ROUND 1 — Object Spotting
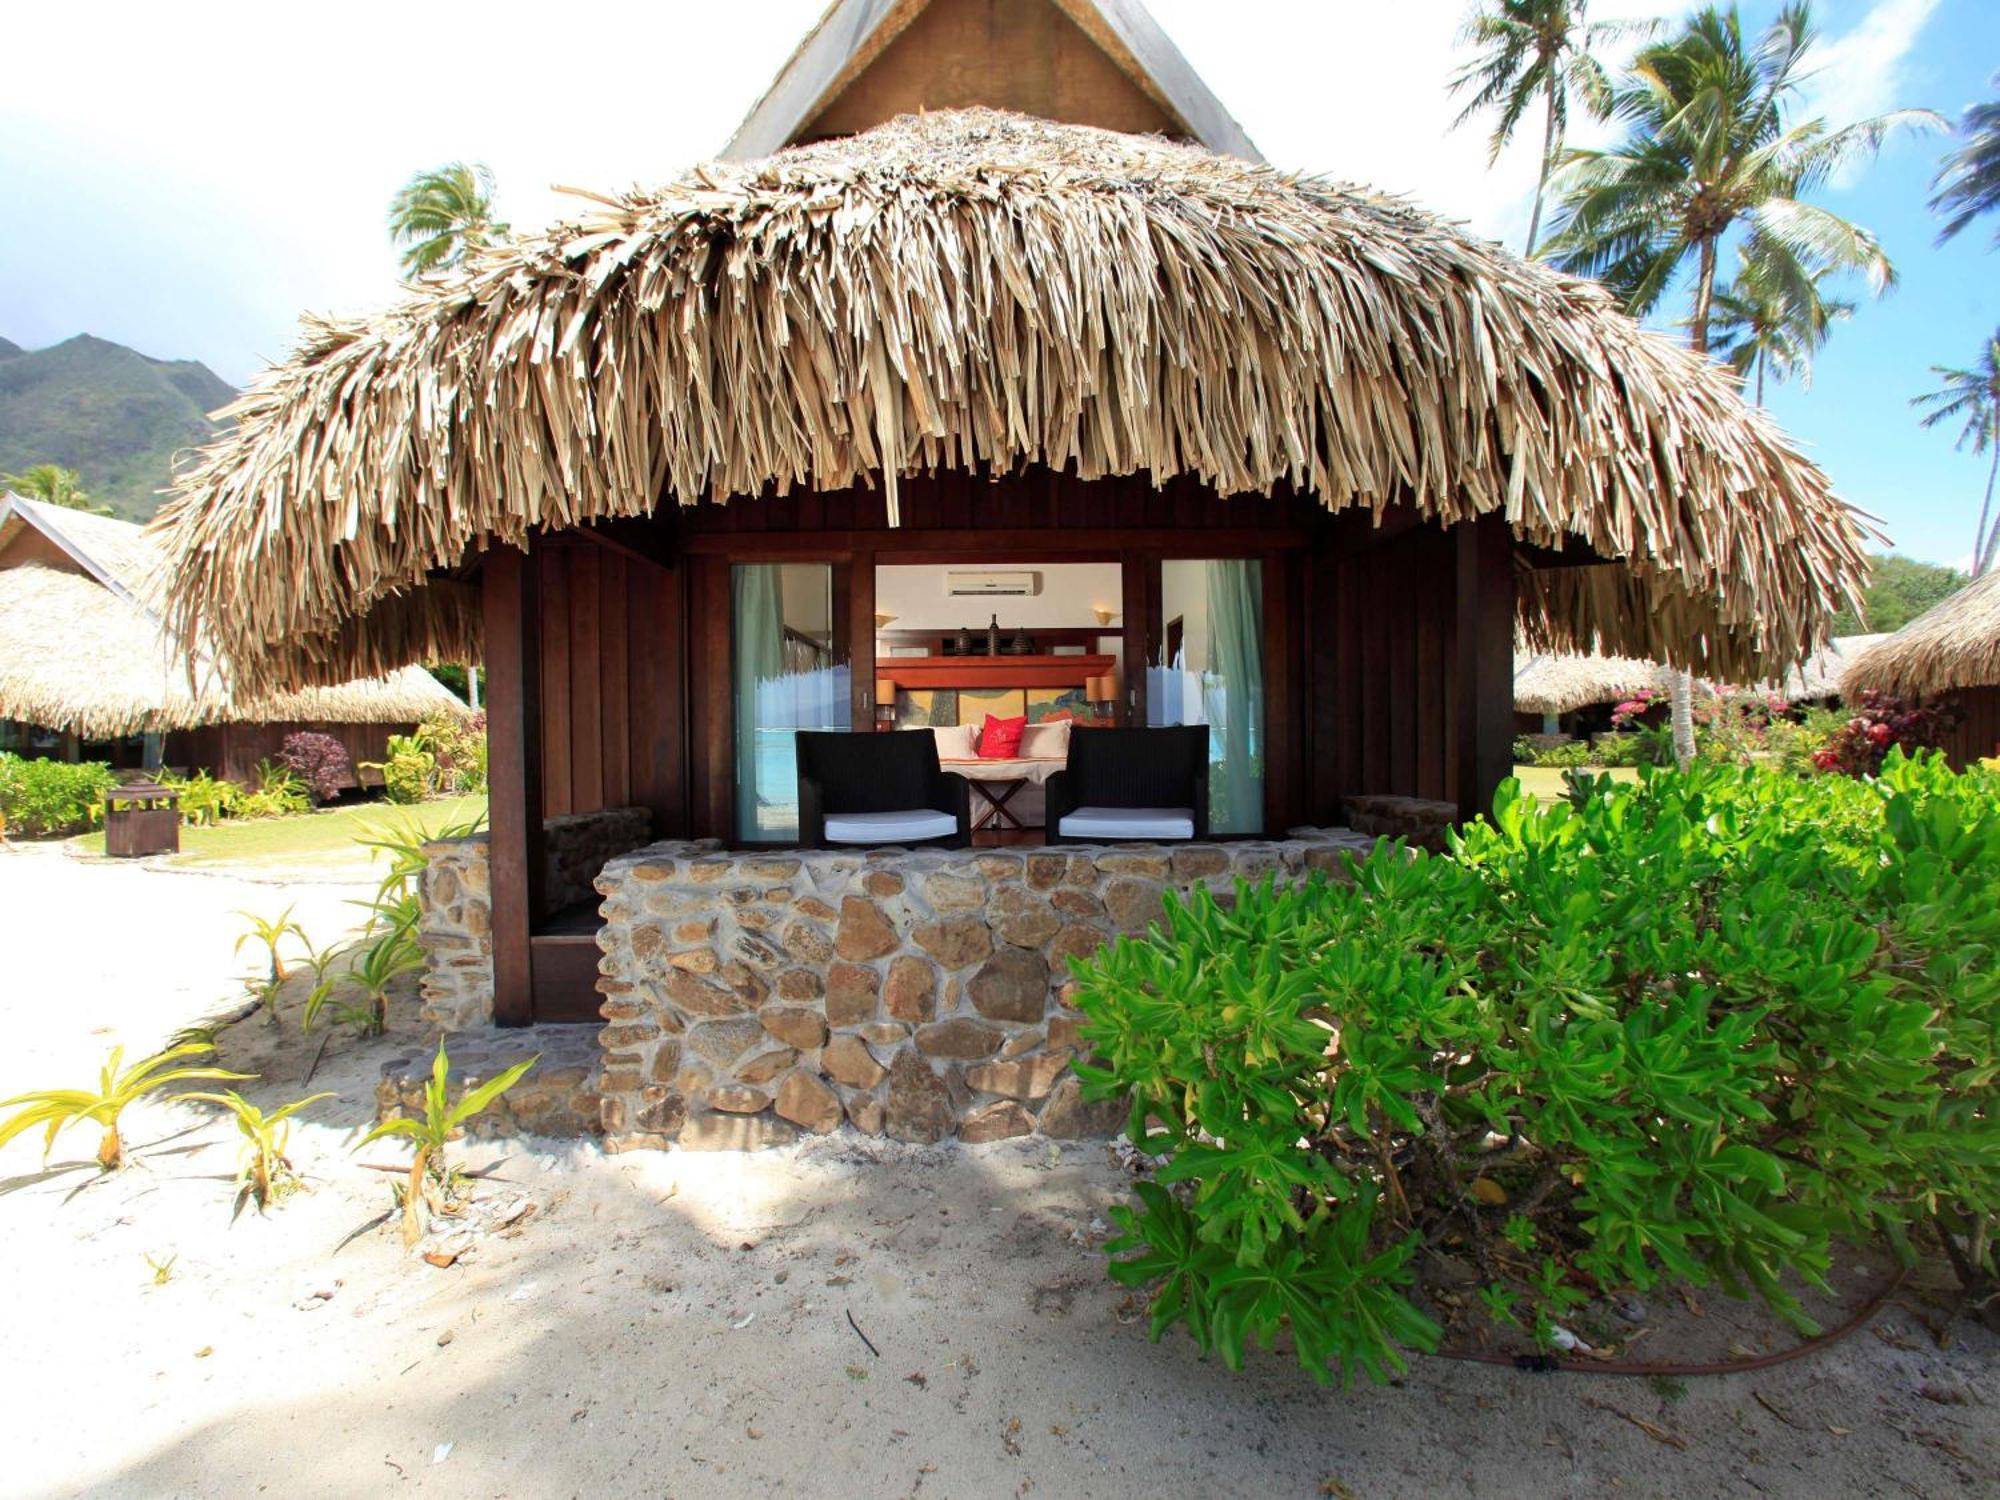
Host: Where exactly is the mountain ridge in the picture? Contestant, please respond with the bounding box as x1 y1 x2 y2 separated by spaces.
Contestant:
0 333 236 520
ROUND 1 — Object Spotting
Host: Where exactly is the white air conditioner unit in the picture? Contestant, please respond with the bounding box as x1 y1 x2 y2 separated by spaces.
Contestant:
944 570 1040 597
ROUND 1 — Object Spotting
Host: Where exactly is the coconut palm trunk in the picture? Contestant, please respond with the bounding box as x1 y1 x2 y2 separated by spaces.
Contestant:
1527 84 1560 255
1977 431 2000 577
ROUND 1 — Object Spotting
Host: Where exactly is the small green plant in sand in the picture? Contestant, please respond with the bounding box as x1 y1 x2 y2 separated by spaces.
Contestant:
356 1041 536 1245
234 906 309 1025
329 927 426 1038
0 1044 252 1171
144 1252 178 1285
179 1090 333 1212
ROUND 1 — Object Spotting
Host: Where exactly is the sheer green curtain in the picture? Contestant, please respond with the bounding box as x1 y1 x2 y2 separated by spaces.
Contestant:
732 564 848 842
1204 559 1264 834
733 566 787 843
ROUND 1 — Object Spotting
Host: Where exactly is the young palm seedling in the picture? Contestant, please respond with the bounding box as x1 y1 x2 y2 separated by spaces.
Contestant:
355 1041 536 1245
338 926 426 1038
0 1044 253 1171
235 905 308 987
177 1090 333 1212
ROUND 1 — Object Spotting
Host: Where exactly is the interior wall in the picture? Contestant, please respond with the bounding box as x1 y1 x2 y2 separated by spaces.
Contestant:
874 561 1122 632
1159 559 1210 670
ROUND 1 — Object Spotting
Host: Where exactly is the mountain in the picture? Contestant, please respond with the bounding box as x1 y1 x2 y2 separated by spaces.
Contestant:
0 334 236 521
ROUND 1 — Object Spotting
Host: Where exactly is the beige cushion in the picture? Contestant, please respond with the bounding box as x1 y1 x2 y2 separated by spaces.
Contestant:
1019 720 1072 760
932 724 980 760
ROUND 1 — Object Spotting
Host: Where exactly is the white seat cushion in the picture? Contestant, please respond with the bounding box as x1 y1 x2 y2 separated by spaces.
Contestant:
932 724 979 760
823 808 959 844
1057 806 1196 841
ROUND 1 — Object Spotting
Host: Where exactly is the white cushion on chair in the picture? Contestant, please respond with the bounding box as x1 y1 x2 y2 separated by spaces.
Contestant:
931 724 979 759
823 809 959 844
1057 806 1196 841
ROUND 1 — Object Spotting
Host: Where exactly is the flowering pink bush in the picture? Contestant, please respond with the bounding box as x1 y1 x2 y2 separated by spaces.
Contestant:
1810 693 1958 777
277 732 353 803
1609 690 1659 729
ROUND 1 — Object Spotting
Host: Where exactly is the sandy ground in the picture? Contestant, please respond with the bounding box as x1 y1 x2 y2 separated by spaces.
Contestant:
0 841 1994 1499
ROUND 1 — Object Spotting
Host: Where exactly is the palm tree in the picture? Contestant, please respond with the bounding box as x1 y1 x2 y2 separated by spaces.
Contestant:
1708 241 1852 406
1912 334 2000 577
1543 3 1935 766
1448 1 1653 255
1544 3 1936 355
0 463 108 514
1931 73 2000 247
387 163 509 277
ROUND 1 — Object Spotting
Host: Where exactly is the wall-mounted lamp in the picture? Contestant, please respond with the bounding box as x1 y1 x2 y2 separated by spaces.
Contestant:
875 678 898 730
1091 605 1117 627
874 612 897 630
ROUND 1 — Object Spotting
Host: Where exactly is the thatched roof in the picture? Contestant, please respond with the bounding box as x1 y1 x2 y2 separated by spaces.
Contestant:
155 109 1872 694
0 496 465 738
1745 633 1887 702
1514 652 1663 716
1842 569 2000 696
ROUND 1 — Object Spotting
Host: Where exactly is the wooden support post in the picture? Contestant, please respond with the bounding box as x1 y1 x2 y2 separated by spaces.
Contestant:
1455 514 1515 826
484 546 545 1027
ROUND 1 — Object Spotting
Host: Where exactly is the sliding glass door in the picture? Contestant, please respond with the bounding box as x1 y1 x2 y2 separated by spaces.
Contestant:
1149 558 1264 834
732 563 850 842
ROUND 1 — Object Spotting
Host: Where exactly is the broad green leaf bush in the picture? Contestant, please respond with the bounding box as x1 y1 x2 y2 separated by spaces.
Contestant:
1068 752 1998 1385
0 753 117 836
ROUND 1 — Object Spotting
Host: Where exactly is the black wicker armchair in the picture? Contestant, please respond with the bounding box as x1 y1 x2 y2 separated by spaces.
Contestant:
1044 725 1209 843
795 730 971 848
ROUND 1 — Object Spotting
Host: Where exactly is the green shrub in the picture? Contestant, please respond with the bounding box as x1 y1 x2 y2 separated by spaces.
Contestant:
367 730 438 804
231 760 311 820
1069 754 1997 1385
1526 739 1594 769
420 712 487 794
159 768 237 826
0 754 117 837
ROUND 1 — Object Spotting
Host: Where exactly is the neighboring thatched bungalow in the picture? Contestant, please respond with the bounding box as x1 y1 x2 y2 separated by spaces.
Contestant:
0 492 463 784
1513 651 1665 737
1843 569 2000 768
151 0 1871 1148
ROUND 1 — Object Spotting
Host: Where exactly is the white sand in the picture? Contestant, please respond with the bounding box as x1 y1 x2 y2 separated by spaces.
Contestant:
0 840 1992 1498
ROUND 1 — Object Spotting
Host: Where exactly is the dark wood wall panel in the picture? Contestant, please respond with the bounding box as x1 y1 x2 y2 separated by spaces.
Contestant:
534 541 684 833
1945 685 2000 770
1312 526 1461 818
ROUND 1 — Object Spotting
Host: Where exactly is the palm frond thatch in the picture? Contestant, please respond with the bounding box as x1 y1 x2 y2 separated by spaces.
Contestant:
0 497 468 740
1514 649 1663 715
154 109 1873 692
1841 569 2000 697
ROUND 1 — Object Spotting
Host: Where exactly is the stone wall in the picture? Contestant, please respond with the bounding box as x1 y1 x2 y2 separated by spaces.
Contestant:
418 806 653 1032
592 829 1375 1152
1341 794 1459 853
375 1025 601 1139
419 834 496 1031
544 806 653 912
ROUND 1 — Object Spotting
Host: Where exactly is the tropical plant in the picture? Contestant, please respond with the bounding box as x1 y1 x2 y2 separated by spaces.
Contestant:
1911 333 2000 577
419 711 487 794
0 463 109 514
1544 3 1934 351
0 754 116 837
1544 3 1934 764
1931 72 2000 247
1069 756 1998 1383
1811 692 1960 776
234 905 307 990
363 728 439 805
1447 0 1652 254
0 1044 252 1171
276 731 354 804
178 1090 333 1212
1831 553 1970 633
387 162 509 277
337 926 427 1038
1708 242 1852 404
355 1041 536 1245
158 767 237 826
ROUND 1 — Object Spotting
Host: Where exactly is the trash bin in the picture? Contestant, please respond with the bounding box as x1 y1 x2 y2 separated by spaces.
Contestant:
103 783 181 857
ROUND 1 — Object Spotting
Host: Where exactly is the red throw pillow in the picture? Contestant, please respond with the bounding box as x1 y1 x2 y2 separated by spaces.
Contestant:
977 713 1027 758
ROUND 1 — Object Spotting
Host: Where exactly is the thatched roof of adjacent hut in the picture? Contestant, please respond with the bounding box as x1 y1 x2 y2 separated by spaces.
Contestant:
155 109 1873 694
1741 632 1887 702
1842 569 2000 696
1514 652 1664 716
0 496 466 738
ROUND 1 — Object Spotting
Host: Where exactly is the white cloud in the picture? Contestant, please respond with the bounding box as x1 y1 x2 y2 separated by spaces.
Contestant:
1803 0 1943 128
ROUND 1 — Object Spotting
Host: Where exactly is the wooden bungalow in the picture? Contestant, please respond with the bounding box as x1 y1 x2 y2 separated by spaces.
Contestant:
0 492 463 783
151 0 1870 1146
1843 568 2000 768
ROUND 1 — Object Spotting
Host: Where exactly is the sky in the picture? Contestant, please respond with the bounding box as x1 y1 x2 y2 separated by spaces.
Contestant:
1 0 1995 566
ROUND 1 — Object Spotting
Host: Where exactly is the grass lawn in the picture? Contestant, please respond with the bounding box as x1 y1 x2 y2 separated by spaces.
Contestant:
1511 764 1641 802
70 793 486 878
